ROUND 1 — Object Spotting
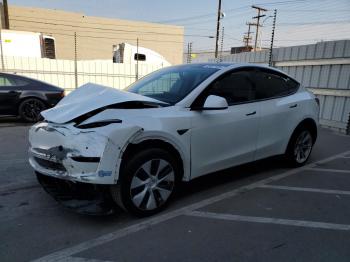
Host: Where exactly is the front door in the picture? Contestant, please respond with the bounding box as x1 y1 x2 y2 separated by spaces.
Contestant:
190 69 260 178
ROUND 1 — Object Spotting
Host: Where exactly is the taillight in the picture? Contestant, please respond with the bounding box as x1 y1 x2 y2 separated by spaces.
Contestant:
61 91 66 98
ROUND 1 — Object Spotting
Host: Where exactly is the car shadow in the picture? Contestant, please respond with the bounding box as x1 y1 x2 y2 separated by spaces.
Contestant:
177 156 288 200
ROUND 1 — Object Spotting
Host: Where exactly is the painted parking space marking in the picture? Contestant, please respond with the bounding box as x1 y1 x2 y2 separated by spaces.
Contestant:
31 150 350 262
57 256 115 262
305 167 350 174
189 210 350 231
259 184 350 196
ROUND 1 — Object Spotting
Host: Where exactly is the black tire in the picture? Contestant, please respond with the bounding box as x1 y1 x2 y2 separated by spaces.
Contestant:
285 126 314 167
18 98 46 122
111 148 181 217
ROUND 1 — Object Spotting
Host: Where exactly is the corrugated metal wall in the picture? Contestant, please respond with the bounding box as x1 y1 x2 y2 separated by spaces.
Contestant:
219 40 350 133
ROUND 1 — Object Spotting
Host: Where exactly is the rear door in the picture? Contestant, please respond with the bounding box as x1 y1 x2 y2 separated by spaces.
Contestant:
0 75 20 115
252 69 301 159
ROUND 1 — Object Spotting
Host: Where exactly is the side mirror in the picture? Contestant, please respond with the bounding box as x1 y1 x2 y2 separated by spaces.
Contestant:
202 95 228 110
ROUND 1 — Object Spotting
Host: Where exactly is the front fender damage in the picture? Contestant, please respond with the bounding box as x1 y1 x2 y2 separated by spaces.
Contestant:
30 122 144 215
29 122 144 185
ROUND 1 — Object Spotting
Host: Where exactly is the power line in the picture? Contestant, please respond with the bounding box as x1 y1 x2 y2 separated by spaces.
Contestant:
10 15 183 31
10 18 185 37
10 25 184 44
279 20 350 25
278 9 350 12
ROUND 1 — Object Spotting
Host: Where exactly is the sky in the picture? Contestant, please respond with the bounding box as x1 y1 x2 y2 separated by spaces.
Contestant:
8 0 350 52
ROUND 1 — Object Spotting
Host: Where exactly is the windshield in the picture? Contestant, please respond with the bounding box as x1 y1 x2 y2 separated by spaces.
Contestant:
126 65 220 105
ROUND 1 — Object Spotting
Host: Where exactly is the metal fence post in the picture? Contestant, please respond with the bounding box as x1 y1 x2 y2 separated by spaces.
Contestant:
136 38 139 80
346 112 350 135
0 29 5 71
74 32 78 89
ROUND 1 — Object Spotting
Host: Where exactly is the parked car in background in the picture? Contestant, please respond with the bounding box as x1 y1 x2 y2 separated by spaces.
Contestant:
28 63 319 216
0 73 64 122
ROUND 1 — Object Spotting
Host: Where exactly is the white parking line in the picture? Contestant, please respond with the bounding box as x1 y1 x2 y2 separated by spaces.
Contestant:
31 150 350 262
57 257 114 262
259 184 350 196
189 210 350 231
306 167 350 174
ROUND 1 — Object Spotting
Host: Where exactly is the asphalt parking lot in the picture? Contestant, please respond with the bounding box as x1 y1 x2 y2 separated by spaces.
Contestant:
1 119 350 262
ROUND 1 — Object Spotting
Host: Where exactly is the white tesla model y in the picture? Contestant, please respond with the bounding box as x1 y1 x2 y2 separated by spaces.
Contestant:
29 63 319 216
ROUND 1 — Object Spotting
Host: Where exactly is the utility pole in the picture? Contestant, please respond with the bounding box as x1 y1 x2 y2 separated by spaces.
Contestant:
219 26 224 62
3 0 9 29
252 5 267 52
269 9 277 66
187 42 192 63
187 43 190 63
215 0 222 59
74 32 78 89
243 22 256 51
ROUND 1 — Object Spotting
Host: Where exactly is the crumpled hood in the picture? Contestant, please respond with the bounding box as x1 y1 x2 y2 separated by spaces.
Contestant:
41 83 165 124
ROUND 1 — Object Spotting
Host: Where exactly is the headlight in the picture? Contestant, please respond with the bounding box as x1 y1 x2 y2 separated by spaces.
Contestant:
75 119 122 129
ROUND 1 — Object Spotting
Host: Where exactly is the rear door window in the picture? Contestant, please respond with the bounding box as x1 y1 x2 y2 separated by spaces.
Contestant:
253 70 299 100
0 76 15 86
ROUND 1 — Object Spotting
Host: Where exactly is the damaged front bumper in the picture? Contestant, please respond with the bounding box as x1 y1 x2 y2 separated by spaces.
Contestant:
29 121 142 185
36 171 115 215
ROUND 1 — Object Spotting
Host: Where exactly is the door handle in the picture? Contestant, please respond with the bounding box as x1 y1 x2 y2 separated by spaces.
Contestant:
246 111 256 116
289 104 298 108
8 91 18 94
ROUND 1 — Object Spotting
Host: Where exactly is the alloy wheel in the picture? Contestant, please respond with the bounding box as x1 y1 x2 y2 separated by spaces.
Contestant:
130 159 175 211
294 130 313 163
21 99 45 122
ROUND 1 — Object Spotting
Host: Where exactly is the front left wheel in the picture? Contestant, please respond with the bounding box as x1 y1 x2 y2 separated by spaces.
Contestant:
111 148 181 217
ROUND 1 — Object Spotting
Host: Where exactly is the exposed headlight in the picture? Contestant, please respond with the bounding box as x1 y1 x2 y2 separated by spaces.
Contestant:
75 119 122 129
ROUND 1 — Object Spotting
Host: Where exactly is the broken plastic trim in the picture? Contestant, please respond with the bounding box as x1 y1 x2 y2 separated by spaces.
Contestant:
71 156 101 162
71 101 167 125
75 119 122 129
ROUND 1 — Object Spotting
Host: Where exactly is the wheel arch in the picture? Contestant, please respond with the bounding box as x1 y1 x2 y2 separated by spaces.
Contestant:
17 95 48 110
120 138 186 181
285 117 318 153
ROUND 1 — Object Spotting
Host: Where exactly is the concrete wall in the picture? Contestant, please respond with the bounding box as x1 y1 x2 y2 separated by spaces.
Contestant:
2 5 184 65
219 40 350 133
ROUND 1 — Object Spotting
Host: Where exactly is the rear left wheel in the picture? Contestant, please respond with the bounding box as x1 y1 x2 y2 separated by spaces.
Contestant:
285 127 314 167
111 148 181 217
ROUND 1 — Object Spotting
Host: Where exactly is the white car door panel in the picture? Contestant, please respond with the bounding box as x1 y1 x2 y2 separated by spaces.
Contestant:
191 104 260 178
256 95 301 159
189 69 260 179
